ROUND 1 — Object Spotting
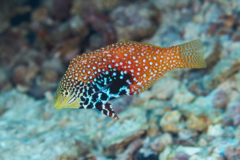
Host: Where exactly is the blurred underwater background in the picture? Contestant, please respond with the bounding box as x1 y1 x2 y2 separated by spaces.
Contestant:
0 0 240 159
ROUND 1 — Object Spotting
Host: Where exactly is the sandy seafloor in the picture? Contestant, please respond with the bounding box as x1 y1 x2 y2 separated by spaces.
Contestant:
0 0 240 159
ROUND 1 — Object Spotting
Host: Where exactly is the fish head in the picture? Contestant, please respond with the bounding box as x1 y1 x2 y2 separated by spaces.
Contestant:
54 85 81 110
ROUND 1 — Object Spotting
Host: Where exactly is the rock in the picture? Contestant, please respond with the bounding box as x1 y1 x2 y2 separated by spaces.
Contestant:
41 58 64 73
84 12 117 46
178 129 198 140
147 114 160 138
232 31 240 41
0 0 30 32
204 39 220 69
176 129 198 146
0 31 30 69
103 130 146 157
172 84 196 106
52 0 72 21
0 90 100 159
42 70 59 83
50 17 89 58
28 85 56 99
207 124 224 137
183 22 209 40
223 126 235 138
189 154 224 160
0 82 12 93
213 90 229 109
69 16 90 35
188 155 203 160
224 145 240 160
179 96 223 131
145 99 168 110
0 16 10 34
101 107 148 157
204 3 226 23
224 102 240 127
13 64 39 92
139 137 152 151
198 138 207 147
151 77 180 100
158 146 175 160
202 41 240 91
150 133 173 153
88 33 106 51
131 90 152 107
110 3 158 41
159 110 184 133
53 37 82 62
110 95 133 114
187 79 208 96
207 137 240 160
54 14 87 33
233 114 240 127
31 7 49 22
44 91 55 102
137 138 159 160
27 65 59 98
0 69 12 92
235 125 240 141
150 0 190 10
117 139 143 160
71 0 129 16
208 71 240 106
186 113 210 131
16 84 31 93
174 151 190 160
13 65 28 84
175 139 197 147
175 146 202 157
142 21 182 49
137 150 159 160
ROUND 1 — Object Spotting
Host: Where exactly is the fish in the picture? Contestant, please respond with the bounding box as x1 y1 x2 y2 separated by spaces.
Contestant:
54 39 206 120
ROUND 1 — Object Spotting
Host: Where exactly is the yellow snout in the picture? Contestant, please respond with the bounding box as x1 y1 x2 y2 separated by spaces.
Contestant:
54 91 80 109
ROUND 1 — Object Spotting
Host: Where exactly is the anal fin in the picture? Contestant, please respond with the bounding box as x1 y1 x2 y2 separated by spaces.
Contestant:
96 102 119 120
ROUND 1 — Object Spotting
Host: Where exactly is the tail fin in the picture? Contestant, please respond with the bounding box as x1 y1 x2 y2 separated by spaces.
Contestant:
176 39 207 68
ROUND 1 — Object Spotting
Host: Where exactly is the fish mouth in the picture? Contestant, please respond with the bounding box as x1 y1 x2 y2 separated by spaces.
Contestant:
54 104 63 110
54 101 63 110
54 92 65 109
54 93 81 109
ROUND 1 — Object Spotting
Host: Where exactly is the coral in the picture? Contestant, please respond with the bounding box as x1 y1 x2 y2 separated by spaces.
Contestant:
110 3 158 41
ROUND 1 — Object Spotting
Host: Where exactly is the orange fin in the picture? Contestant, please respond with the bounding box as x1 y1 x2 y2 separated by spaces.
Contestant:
176 39 207 68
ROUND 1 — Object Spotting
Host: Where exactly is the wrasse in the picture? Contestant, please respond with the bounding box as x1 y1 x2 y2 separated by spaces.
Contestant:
54 40 206 119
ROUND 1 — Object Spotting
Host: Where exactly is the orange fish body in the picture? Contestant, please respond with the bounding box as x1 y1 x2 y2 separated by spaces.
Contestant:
54 40 206 119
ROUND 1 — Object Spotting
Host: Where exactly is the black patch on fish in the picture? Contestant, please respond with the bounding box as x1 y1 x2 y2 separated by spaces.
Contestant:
119 89 127 95
92 70 133 96
84 98 89 105
79 70 132 113
88 88 93 95
92 93 98 101
86 103 93 109
95 101 102 108
81 96 85 101
101 93 108 101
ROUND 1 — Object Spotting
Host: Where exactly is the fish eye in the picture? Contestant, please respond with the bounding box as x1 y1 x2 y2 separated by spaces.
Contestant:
65 91 68 95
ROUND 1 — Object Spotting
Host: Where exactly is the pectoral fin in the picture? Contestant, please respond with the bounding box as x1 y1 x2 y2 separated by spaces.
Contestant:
96 102 119 120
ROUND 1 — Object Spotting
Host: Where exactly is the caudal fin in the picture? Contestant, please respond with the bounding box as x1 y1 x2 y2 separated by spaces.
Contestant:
176 39 207 68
